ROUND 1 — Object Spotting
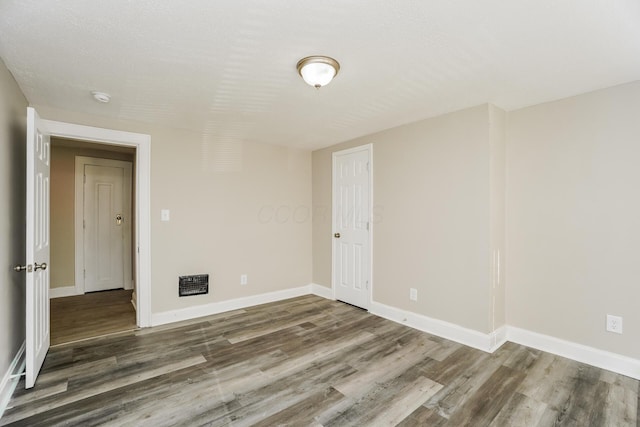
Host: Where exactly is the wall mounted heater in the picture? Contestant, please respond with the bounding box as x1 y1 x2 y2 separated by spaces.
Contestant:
178 274 209 297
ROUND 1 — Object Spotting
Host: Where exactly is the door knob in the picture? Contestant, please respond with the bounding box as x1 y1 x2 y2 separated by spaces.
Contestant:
116 214 123 225
34 262 47 271
14 264 32 273
334 233 341 238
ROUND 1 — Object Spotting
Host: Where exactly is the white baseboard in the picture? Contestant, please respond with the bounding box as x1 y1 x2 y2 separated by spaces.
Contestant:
149 283 640 380
369 301 504 352
310 283 333 300
367 302 640 379
489 325 508 352
151 285 313 326
507 326 640 380
0 342 25 418
49 286 79 299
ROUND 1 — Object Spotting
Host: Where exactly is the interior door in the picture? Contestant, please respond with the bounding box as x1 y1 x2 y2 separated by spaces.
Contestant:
84 164 126 292
333 145 371 309
25 107 51 388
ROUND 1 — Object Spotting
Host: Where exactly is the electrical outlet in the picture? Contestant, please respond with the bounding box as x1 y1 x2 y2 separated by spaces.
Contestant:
410 288 418 301
606 314 623 334
240 274 247 285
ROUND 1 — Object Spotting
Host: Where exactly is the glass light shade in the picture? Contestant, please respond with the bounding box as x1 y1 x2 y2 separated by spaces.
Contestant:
300 62 336 87
297 56 340 88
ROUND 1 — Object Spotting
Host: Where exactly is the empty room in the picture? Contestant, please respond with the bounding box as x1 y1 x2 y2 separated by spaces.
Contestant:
1 1 639 425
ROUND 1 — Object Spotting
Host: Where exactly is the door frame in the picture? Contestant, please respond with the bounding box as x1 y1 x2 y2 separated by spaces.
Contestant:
331 143 373 308
43 120 152 327
74 157 133 295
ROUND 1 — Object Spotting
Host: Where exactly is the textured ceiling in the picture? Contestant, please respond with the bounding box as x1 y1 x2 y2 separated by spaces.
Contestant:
1 0 639 150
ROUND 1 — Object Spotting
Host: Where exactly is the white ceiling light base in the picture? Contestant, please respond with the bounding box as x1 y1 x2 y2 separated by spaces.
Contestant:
296 56 340 88
91 91 111 103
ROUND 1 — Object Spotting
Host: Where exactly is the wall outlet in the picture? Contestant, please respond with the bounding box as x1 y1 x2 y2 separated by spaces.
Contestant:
410 288 418 301
240 274 248 285
606 314 623 334
160 209 170 222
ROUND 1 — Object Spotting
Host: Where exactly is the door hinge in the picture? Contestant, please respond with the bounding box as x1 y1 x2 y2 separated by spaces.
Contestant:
83 174 86 184
83 219 86 229
366 222 370 231
366 162 370 172
83 269 86 278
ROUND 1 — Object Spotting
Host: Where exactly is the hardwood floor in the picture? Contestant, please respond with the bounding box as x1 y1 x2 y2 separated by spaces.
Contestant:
50 289 137 346
3 295 638 426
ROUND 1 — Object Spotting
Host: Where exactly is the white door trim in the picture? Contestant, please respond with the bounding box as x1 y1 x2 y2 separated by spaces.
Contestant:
42 120 152 327
74 157 133 295
331 143 373 309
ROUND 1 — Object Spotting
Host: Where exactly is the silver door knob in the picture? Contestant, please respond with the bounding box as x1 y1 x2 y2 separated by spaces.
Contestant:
14 264 31 272
34 262 47 271
334 233 341 238
116 214 123 225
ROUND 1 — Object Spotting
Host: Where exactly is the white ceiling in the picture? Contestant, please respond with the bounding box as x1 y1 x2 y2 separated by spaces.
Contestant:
1 1 639 150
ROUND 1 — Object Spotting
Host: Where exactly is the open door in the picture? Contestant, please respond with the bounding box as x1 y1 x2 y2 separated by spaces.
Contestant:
24 107 50 388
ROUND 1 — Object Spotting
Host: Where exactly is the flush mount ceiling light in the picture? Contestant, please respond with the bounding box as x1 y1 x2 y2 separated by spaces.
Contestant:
296 56 340 89
91 91 111 103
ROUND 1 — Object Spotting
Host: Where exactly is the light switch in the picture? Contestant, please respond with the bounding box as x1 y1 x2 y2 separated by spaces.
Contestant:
161 209 170 222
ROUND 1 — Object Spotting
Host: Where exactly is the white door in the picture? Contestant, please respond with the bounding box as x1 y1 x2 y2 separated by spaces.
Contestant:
25 107 51 388
84 164 129 292
333 145 372 310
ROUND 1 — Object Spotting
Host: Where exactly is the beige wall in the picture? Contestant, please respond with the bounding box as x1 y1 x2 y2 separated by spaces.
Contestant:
507 81 640 359
49 143 135 289
313 105 506 334
32 105 312 314
0 59 27 384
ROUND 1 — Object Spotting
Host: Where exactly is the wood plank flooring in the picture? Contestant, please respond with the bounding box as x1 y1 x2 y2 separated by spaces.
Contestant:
3 295 638 426
50 289 137 346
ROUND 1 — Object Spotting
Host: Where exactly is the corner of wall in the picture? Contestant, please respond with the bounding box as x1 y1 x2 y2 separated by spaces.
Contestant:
0 57 28 419
310 283 333 300
489 103 507 334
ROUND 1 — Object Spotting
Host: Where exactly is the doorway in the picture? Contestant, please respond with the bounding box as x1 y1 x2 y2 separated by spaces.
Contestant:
332 144 373 310
23 112 151 386
49 139 137 344
42 119 152 329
